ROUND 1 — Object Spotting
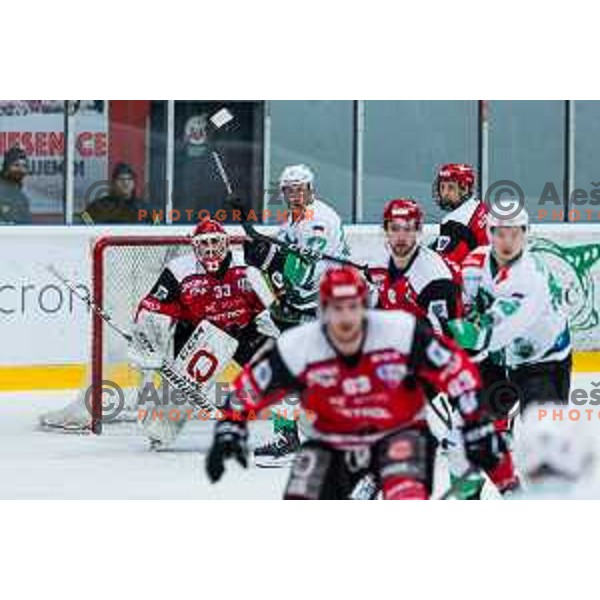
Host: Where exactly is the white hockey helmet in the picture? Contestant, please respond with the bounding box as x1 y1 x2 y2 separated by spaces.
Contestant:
516 407 595 483
279 164 315 190
487 207 530 231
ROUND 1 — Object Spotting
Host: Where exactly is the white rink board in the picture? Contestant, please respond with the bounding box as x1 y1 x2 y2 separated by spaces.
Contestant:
0 223 600 367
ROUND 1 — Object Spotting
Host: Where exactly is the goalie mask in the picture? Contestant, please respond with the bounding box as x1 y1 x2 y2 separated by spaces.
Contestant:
192 219 229 273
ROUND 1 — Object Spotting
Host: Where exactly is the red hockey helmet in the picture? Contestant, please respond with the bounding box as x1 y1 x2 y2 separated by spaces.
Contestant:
320 266 368 308
383 198 424 230
436 163 475 191
191 219 229 272
434 163 476 209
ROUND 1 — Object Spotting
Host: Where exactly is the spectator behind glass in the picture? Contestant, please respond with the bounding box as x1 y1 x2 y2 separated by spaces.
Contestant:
0 146 32 224
81 162 154 224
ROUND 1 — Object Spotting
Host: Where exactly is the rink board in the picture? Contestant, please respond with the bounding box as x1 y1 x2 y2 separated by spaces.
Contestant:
0 224 599 391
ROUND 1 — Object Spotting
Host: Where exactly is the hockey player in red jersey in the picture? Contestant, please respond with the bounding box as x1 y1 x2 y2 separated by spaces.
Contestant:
133 219 277 366
368 198 486 499
205 266 511 500
432 163 488 265
370 198 463 334
129 219 279 448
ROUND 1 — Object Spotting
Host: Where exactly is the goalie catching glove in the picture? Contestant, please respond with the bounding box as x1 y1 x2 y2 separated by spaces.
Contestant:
128 310 173 370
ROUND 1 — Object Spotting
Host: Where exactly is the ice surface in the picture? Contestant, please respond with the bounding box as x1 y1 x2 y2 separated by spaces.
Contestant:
2 373 599 499
0 391 288 499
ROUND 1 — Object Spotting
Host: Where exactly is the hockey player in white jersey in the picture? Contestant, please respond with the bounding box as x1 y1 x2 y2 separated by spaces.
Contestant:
450 208 572 397
243 164 349 465
449 209 572 492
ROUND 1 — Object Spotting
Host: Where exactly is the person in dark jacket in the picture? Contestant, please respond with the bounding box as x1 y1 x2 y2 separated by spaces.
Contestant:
0 146 32 224
81 162 153 224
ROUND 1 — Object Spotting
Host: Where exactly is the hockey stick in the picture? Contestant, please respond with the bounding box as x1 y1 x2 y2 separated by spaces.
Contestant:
206 107 235 196
204 109 373 281
47 265 217 414
429 394 453 431
241 222 373 281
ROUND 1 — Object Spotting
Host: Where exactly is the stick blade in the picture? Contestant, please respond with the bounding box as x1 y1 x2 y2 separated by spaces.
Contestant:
210 108 234 129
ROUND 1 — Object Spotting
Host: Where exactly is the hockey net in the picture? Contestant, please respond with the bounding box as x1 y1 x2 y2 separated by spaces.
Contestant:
40 232 245 434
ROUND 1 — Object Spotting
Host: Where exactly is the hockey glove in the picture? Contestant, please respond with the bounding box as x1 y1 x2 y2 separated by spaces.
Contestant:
254 310 280 338
206 420 248 483
447 317 491 352
128 311 173 370
462 420 507 473
224 195 250 221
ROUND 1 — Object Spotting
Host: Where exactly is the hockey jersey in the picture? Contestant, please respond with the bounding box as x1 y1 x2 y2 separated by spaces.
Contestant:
274 197 349 317
433 196 488 265
462 246 571 368
226 310 484 448
137 252 266 361
369 245 463 334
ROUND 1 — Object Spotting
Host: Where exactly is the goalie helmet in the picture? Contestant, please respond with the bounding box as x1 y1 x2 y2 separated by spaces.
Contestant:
517 408 595 483
319 266 368 308
383 198 424 230
192 219 229 273
434 163 475 209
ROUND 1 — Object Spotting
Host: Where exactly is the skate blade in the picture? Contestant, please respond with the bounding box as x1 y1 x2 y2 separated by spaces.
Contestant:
252 454 296 468
38 421 92 434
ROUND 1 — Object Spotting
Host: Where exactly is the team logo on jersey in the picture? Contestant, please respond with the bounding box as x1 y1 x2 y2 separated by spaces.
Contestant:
370 351 400 364
342 376 372 396
181 279 208 296
251 359 272 391
306 370 337 388
436 236 451 252
425 339 453 368
429 300 449 321
376 363 407 386
152 285 169 302
306 365 339 388
387 289 397 304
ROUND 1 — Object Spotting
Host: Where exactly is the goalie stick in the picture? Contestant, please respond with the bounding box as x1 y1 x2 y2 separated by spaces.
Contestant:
47 265 217 433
